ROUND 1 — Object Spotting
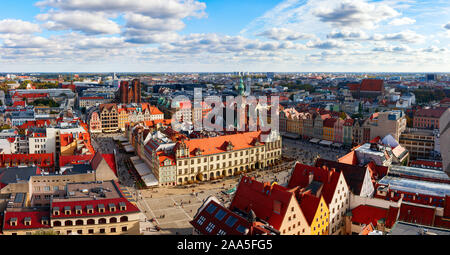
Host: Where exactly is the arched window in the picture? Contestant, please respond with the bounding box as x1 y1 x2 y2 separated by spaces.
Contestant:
87 219 95 225
120 216 128 222
98 218 107 224
75 220 83 226
53 221 61 226
110 217 117 223
64 220 73 226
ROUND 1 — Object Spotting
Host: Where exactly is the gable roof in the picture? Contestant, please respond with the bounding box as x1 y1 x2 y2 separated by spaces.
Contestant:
190 199 274 235
230 176 294 229
296 192 322 225
288 162 341 205
315 158 368 195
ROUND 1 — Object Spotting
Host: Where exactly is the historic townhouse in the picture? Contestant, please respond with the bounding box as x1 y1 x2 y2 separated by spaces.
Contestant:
230 176 311 235
173 131 282 185
288 162 349 235
99 104 119 133
48 181 140 235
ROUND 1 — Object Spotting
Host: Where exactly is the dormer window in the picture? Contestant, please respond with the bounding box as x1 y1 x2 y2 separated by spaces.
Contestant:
64 206 71 215
109 203 116 212
86 205 94 214
10 217 18 226
75 206 82 214
53 207 60 216
98 204 105 213
41 217 49 225
24 217 31 226
119 202 127 211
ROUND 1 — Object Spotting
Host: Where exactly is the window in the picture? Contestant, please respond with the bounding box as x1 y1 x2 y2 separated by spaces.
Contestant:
236 225 247 234
217 229 227 235
197 216 206 226
206 204 217 214
206 222 215 233
99 229 105 234
111 228 116 233
122 226 128 232
88 229 94 234
225 216 238 227
77 230 83 234
215 209 227 221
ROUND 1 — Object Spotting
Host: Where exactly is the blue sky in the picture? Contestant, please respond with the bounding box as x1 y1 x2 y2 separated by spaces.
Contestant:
0 0 449 72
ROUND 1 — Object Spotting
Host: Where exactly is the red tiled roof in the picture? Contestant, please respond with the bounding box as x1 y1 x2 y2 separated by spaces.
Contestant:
51 198 139 219
2 210 51 231
398 203 435 226
190 200 254 235
444 196 450 218
297 192 321 225
13 101 26 107
315 159 368 195
409 160 443 169
59 155 95 167
360 79 384 92
287 162 341 206
102 154 118 176
414 107 448 118
230 176 293 229
351 205 398 228
180 131 263 157
338 151 358 165
366 161 388 180
323 118 337 128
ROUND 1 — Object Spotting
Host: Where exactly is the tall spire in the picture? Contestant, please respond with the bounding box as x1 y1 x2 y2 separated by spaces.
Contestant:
238 74 245 96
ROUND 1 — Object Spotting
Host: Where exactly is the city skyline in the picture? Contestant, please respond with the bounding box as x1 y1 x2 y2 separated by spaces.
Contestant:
0 0 449 72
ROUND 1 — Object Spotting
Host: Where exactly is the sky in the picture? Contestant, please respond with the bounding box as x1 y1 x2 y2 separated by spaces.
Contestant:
0 0 449 72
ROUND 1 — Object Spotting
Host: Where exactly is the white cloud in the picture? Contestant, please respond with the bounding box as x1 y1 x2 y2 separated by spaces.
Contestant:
372 30 425 43
313 0 400 29
326 30 369 40
124 13 185 32
0 19 41 34
36 0 207 19
256 28 315 41
388 17 416 26
37 11 121 35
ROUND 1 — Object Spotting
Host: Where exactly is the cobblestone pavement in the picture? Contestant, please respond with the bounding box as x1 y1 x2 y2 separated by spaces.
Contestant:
91 134 350 235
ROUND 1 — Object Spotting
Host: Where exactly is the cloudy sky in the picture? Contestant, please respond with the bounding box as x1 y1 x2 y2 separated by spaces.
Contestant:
0 0 449 72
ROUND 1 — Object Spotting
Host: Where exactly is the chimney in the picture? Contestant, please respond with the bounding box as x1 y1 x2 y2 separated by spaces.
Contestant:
308 172 314 185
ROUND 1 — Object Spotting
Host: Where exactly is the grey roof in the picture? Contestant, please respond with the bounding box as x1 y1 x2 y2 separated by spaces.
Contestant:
390 221 450 235
305 181 323 195
0 167 38 185
378 176 450 197
389 165 450 181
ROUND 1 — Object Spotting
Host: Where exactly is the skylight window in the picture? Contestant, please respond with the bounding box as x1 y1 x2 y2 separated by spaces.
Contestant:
206 204 217 214
225 216 238 227
215 209 227 221
236 225 247 234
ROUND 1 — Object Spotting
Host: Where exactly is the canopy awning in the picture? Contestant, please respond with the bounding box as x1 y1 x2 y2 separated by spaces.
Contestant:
141 174 159 187
124 145 135 153
282 132 300 139
319 140 333 146
118 137 128 142
309 138 320 144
